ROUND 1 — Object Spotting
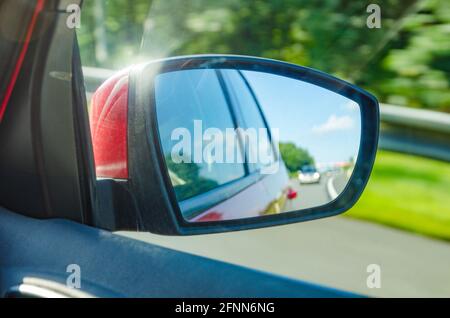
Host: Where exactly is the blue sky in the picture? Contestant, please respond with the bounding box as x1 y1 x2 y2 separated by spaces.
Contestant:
243 70 361 165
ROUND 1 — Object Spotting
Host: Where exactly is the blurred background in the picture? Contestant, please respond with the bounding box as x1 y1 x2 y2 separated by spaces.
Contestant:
77 0 450 297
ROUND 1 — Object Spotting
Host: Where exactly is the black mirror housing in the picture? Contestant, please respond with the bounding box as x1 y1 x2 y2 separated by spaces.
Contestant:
92 55 379 235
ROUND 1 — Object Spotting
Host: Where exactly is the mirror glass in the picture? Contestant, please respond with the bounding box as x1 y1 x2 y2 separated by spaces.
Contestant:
154 68 361 222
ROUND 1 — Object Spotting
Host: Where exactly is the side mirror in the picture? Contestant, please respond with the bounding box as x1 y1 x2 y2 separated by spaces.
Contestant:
90 55 379 235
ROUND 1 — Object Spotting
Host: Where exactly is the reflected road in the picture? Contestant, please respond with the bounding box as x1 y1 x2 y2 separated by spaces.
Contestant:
284 171 348 212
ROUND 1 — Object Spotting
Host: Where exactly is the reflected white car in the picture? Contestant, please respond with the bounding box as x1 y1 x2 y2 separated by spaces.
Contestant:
298 167 321 184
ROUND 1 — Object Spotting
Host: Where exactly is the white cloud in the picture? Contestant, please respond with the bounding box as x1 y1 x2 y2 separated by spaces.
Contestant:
342 101 359 112
312 115 354 134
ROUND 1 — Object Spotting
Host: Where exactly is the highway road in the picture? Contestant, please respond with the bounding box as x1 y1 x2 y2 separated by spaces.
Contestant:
284 171 348 212
285 176 330 211
121 214 450 297
118 168 450 297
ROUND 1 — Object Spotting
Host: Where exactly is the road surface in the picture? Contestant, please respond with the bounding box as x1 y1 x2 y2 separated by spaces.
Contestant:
285 176 330 211
284 171 348 212
120 216 450 297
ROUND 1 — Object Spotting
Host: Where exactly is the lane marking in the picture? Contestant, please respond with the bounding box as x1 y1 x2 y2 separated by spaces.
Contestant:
327 176 338 200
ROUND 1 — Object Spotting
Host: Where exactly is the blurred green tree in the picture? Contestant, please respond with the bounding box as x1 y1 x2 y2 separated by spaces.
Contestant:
77 0 449 112
358 0 450 112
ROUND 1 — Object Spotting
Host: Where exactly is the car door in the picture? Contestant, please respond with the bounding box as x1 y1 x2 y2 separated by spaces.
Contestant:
153 68 290 222
221 69 292 216
0 0 356 298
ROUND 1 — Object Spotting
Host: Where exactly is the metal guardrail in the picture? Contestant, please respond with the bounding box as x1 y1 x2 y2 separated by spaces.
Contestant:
379 104 450 161
82 67 450 162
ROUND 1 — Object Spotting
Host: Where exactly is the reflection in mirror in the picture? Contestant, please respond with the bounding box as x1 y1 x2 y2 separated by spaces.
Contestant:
155 68 361 223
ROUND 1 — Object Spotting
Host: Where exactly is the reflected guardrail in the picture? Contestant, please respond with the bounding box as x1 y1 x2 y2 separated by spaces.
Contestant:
82 67 450 162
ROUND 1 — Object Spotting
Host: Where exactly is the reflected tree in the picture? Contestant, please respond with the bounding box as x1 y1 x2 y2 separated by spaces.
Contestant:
279 142 314 174
165 156 218 201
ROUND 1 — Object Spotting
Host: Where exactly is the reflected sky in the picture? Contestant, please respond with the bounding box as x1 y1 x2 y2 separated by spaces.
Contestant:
243 70 361 165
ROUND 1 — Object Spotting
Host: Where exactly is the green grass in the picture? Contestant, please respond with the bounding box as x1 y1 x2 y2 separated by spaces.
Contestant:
346 150 450 241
